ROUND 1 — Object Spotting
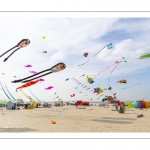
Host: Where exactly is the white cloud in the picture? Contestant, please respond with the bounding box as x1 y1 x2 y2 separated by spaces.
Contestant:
49 51 66 65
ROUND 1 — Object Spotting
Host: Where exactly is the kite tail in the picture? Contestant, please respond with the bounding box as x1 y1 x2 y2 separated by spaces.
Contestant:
0 81 11 100
28 88 41 102
4 82 16 101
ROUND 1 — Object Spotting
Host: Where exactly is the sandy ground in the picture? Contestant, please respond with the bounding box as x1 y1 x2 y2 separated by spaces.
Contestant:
0 105 150 132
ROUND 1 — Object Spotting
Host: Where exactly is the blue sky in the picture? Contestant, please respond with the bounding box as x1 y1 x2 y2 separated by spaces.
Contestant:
0 18 150 102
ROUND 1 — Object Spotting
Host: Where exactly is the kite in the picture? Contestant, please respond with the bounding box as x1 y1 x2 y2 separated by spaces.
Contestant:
117 79 126 83
29 71 37 74
38 78 44 81
13 76 16 78
78 43 113 66
16 79 43 92
45 86 54 90
82 74 85 76
71 94 75 97
83 52 88 57
133 100 150 108
0 39 30 62
25 65 32 67
2 73 4 75
102 97 108 102
103 88 107 90
94 87 103 94
107 96 115 103
43 50 47 53
126 100 150 109
137 53 150 59
65 78 69 81
42 36 46 39
122 57 127 62
37 50 47 54
11 62 66 83
116 102 126 113
86 76 94 84
108 87 112 90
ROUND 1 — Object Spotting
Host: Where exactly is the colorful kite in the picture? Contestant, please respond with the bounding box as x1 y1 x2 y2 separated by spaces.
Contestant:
137 53 150 59
132 100 150 108
83 52 88 57
78 43 113 66
71 94 75 97
29 71 37 74
116 102 126 113
86 76 94 84
25 65 32 67
94 87 103 94
0 39 30 62
16 79 42 92
117 79 126 83
45 86 54 90
107 96 115 103
11 62 66 83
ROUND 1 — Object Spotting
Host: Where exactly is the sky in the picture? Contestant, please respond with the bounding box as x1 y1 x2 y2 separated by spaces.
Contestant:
0 17 150 102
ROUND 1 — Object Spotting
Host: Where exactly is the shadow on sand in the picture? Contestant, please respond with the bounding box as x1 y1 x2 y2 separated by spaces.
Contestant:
92 116 137 124
0 127 37 132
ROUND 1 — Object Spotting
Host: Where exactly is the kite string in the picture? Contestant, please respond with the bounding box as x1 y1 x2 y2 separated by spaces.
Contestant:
78 45 107 66
108 61 122 95
92 63 116 80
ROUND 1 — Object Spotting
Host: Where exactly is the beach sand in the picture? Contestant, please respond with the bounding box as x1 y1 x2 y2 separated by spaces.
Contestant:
0 105 150 132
